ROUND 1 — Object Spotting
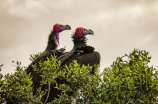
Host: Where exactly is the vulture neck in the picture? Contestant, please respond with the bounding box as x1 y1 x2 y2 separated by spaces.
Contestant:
73 42 86 49
45 31 58 51
72 34 87 49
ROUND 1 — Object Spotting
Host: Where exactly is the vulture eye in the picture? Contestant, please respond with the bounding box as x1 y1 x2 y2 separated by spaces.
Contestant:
83 29 87 32
58 25 64 29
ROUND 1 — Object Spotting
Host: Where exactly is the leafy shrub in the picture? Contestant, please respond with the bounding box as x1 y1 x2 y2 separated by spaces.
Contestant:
101 49 158 104
0 62 43 104
0 49 158 104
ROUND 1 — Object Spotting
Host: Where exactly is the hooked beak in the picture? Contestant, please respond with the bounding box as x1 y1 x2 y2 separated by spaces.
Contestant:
64 25 71 30
88 29 94 35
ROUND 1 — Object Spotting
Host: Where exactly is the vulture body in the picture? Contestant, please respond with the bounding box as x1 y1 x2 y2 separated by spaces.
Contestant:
44 27 101 103
26 23 71 95
59 28 100 69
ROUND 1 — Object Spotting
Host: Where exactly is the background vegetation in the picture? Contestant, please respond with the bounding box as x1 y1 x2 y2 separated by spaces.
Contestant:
0 49 158 104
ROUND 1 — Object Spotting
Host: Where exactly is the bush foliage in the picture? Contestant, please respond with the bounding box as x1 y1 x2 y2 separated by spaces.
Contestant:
0 49 158 104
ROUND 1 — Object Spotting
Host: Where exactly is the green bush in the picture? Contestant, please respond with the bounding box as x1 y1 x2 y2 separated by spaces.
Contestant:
101 49 158 104
0 49 158 104
0 62 43 104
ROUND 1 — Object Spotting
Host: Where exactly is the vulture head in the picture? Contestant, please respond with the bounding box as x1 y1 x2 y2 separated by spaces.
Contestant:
72 27 94 44
75 27 94 37
53 23 71 44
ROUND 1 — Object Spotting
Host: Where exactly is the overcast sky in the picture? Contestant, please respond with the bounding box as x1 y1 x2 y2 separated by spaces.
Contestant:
0 0 158 74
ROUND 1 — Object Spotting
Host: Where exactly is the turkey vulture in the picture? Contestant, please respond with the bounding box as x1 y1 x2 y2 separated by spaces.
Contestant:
44 27 101 103
26 23 71 94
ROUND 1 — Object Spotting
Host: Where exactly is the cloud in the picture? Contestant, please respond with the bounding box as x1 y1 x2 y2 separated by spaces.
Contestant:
0 0 49 18
0 0 73 18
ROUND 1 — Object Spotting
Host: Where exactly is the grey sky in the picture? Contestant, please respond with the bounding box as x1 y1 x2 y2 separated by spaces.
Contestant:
0 0 158 74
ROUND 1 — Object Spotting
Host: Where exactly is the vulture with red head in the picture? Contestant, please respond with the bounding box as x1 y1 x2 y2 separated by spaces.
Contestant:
43 27 100 103
26 23 71 94
59 27 100 71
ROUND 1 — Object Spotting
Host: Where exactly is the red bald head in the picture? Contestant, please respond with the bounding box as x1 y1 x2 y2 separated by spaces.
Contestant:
53 23 71 44
75 27 84 37
53 23 60 34
75 27 94 37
